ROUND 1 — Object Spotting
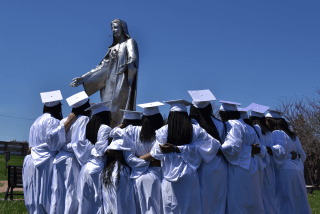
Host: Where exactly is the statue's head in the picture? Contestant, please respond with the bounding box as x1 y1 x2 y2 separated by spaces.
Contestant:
111 19 130 39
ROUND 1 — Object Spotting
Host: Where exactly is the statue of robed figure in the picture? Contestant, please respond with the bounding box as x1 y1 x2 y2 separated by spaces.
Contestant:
70 19 139 127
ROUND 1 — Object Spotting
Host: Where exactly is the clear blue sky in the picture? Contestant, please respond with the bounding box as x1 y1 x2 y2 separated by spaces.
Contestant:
0 0 319 141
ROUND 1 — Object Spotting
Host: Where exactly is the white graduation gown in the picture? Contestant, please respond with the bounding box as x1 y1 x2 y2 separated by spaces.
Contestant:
254 125 278 214
23 154 36 213
272 131 311 214
221 119 265 214
50 115 89 214
28 113 66 214
122 125 163 214
192 118 227 214
77 125 112 214
150 124 214 214
102 127 136 214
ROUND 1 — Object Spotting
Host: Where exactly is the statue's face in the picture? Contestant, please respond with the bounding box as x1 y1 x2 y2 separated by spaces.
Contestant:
111 22 122 37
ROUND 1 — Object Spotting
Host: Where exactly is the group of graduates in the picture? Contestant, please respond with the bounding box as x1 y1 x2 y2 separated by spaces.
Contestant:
23 89 311 214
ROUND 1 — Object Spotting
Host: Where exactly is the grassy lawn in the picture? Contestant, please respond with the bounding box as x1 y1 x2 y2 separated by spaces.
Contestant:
309 190 320 214
0 154 24 181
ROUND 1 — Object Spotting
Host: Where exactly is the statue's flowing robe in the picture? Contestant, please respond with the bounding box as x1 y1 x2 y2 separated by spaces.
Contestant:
82 38 139 127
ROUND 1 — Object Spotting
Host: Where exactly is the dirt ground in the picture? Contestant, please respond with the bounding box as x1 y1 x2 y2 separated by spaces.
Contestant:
0 181 23 193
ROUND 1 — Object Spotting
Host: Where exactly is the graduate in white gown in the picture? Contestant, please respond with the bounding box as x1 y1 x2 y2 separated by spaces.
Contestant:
77 102 113 214
188 89 227 214
249 104 278 214
123 102 165 214
25 90 76 214
101 110 142 214
23 148 35 213
50 91 91 214
140 100 220 214
265 110 311 214
219 101 265 214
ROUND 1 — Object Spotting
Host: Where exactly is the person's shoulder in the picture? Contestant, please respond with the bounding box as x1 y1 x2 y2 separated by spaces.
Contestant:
272 130 288 139
43 114 60 125
156 124 168 134
98 124 112 136
124 125 141 135
126 38 138 46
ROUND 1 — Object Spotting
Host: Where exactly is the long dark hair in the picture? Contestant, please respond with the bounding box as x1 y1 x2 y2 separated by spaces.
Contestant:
72 100 91 117
121 119 141 129
102 137 130 191
43 103 63 120
190 104 222 143
266 117 296 141
102 118 138 190
139 113 164 143
167 111 193 146
249 116 271 135
86 111 111 145
219 111 240 122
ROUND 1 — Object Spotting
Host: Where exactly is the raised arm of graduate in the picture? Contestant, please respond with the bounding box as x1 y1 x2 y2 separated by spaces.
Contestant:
191 124 221 164
271 130 288 168
63 113 77 133
44 117 67 151
107 127 134 152
71 116 93 166
124 151 150 178
220 121 246 167
139 153 155 161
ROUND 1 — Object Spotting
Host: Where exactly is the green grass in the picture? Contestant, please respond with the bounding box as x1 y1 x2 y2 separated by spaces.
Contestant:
308 190 320 214
0 191 24 200
0 154 25 181
0 201 28 214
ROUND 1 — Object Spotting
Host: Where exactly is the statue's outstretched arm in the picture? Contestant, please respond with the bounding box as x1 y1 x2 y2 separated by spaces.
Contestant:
69 58 110 87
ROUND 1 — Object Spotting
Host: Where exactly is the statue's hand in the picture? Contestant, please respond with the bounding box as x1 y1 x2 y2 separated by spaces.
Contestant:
116 63 128 75
70 77 84 87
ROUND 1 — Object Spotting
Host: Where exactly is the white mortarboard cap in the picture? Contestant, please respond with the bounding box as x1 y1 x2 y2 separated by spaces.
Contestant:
238 107 249 119
188 89 216 109
40 90 63 107
120 109 143 120
219 100 241 111
85 101 110 116
265 110 283 119
163 99 191 112
66 91 89 108
137 101 164 116
249 103 270 118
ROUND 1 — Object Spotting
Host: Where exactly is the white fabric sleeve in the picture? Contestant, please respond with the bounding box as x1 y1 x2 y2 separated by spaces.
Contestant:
150 141 166 160
192 125 221 164
31 143 57 167
44 117 66 151
107 127 134 151
252 127 268 171
272 131 288 168
177 144 202 171
61 143 73 152
221 122 245 166
95 125 112 156
123 151 150 179
150 126 169 160
71 116 93 166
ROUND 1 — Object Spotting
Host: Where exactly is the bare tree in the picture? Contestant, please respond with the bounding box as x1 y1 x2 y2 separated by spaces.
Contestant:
276 89 320 187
